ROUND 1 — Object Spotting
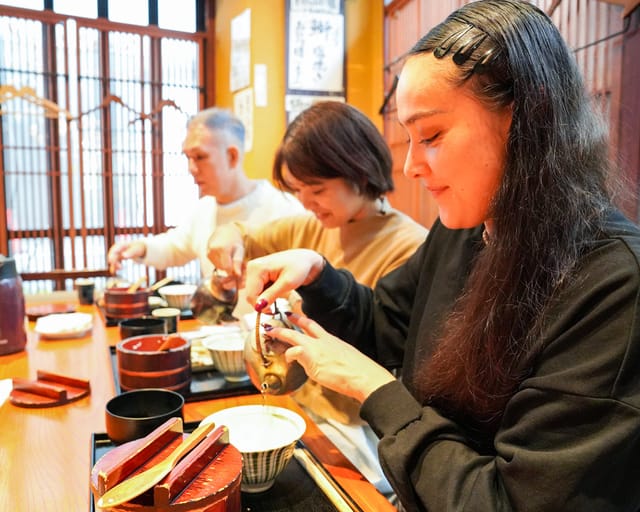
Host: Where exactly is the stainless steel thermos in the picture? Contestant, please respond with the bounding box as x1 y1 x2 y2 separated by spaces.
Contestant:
0 255 27 355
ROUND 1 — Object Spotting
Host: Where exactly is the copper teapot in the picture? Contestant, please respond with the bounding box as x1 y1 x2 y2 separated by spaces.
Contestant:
244 301 307 395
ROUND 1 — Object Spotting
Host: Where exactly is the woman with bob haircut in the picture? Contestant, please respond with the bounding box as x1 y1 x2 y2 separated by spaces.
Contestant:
239 1 640 510
207 100 427 494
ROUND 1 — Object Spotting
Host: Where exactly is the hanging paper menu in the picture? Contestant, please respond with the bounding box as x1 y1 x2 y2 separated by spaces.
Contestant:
286 0 345 94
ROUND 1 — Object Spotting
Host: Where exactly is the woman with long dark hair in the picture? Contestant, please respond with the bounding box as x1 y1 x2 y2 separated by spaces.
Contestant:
238 1 640 510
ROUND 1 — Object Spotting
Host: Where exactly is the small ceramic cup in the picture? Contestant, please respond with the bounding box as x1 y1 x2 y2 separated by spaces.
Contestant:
75 278 95 305
151 307 181 334
157 284 197 310
202 334 249 382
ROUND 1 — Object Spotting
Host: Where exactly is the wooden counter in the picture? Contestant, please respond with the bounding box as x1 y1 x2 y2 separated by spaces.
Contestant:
0 302 395 512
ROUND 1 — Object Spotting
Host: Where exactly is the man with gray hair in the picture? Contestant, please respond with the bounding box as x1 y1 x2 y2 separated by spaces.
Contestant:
107 107 304 277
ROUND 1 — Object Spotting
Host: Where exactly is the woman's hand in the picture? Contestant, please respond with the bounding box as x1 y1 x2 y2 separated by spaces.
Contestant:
244 249 325 311
269 312 396 403
206 224 245 279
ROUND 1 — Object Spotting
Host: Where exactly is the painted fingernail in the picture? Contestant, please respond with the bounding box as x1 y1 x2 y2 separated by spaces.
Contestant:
284 311 292 317
255 299 268 312
262 323 273 331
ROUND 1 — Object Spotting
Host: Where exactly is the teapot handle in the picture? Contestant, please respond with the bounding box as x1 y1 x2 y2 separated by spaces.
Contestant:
254 309 269 366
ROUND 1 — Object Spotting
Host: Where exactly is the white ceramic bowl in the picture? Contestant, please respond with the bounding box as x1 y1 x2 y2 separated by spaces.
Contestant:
201 331 249 382
200 405 306 493
158 284 197 310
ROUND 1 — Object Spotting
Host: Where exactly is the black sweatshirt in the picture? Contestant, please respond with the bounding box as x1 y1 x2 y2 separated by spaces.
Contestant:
298 210 640 511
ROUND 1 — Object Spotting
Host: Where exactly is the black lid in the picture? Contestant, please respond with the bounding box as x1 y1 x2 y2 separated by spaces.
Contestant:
0 255 18 279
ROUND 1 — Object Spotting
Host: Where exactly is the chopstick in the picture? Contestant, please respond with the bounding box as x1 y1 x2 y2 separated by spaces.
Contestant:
150 276 174 292
127 276 147 293
293 447 358 512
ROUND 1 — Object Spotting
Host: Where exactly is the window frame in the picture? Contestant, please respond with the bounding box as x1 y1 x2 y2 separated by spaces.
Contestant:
0 4 209 293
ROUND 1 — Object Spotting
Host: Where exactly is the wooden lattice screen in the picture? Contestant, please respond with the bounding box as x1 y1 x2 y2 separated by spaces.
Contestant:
0 6 205 294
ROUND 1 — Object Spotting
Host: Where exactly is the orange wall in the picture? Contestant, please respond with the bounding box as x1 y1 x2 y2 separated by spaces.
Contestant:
213 0 384 179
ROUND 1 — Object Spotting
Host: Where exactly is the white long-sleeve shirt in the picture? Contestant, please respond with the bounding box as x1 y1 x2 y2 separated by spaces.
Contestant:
143 180 305 276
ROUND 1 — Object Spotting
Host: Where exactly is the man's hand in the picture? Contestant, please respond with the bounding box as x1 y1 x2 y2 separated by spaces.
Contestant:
107 240 146 274
206 223 246 279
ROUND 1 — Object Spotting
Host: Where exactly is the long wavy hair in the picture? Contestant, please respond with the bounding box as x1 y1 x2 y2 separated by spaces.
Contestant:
413 0 613 434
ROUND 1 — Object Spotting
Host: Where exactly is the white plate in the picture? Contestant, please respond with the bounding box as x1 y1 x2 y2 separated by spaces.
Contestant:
35 312 93 340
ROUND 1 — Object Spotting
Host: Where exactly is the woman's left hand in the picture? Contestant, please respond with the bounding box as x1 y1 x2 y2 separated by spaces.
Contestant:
270 312 396 403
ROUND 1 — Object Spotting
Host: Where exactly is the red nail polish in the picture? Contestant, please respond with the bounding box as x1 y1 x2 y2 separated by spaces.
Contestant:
255 299 268 312
284 311 292 317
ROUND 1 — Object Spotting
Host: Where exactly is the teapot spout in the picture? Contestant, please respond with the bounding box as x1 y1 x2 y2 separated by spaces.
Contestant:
260 374 284 393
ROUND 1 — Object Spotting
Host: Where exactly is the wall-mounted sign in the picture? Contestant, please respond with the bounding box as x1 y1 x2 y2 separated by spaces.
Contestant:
233 87 253 152
284 93 345 122
285 0 345 121
230 8 251 93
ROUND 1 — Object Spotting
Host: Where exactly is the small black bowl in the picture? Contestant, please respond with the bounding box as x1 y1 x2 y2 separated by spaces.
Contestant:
119 316 166 340
105 388 184 445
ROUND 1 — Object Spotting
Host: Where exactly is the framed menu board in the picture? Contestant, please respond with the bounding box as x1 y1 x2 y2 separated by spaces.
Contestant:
285 0 345 121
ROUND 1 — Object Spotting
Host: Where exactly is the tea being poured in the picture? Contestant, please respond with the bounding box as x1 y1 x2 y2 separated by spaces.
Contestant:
244 300 307 395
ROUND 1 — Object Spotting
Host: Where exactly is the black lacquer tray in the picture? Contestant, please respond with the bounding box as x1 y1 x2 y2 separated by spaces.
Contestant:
108 346 256 402
89 421 362 512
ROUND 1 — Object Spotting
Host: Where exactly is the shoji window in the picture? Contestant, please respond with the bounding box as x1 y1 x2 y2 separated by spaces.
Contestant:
0 1 204 294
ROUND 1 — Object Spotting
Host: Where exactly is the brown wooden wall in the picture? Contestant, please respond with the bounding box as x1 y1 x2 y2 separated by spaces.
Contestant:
383 0 640 229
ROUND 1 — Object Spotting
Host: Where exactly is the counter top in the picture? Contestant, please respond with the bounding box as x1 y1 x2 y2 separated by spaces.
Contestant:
0 302 395 512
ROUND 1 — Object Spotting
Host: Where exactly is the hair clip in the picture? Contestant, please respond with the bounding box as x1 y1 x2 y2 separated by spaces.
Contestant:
453 33 487 65
433 25 473 59
433 24 499 75
472 47 499 74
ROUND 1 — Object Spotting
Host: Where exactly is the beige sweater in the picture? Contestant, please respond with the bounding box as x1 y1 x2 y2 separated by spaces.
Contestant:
244 208 428 424
245 209 428 287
